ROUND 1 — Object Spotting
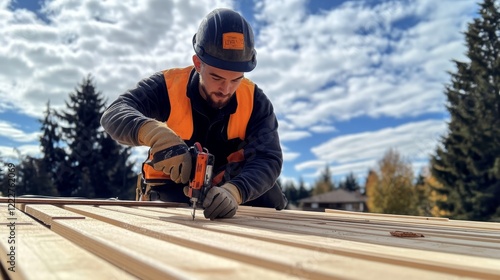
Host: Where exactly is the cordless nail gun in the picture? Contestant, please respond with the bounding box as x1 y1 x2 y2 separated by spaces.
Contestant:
142 142 215 220
186 142 215 220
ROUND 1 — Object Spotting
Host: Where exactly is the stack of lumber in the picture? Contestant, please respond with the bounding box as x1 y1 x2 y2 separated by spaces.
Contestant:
1 197 499 279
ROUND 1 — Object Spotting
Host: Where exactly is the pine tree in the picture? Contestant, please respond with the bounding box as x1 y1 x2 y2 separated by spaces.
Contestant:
297 177 311 200
18 156 58 196
431 0 500 221
415 171 432 217
0 156 7 197
312 165 335 196
57 75 136 198
338 172 360 192
282 180 298 207
39 102 66 194
98 135 137 199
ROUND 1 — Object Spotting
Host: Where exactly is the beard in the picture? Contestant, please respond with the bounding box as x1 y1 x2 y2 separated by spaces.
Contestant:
200 84 231 109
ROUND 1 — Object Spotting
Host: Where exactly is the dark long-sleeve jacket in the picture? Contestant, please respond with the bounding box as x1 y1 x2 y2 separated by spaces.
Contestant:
100 67 283 203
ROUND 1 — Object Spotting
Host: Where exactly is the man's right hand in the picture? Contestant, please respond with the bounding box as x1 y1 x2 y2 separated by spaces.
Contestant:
138 120 192 184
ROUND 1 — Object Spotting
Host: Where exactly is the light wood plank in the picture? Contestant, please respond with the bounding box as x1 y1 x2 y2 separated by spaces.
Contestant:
235 211 500 248
237 206 500 235
24 204 85 226
0 197 187 207
64 205 345 279
51 216 294 280
132 206 500 279
78 205 499 280
325 208 450 221
0 205 135 280
325 209 500 231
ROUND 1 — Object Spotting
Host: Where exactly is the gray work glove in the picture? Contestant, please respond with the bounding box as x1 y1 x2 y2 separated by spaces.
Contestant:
138 120 192 184
203 183 242 220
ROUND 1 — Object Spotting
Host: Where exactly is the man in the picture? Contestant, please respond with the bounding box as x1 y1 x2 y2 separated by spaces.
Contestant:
100 8 287 220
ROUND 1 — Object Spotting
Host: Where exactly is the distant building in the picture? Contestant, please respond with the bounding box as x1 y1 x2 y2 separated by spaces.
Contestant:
298 189 367 212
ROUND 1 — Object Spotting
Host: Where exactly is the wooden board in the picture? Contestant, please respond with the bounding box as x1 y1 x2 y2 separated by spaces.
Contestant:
0 197 187 210
24 204 85 226
63 205 476 280
2 201 500 279
128 206 500 279
0 204 135 280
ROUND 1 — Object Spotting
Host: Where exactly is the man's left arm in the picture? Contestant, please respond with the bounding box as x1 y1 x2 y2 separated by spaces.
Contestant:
229 86 283 203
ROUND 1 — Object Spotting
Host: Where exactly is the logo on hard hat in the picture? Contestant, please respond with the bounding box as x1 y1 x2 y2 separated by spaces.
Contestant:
222 32 244 50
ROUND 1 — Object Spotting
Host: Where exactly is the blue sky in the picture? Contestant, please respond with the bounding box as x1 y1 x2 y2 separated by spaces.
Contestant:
0 0 478 188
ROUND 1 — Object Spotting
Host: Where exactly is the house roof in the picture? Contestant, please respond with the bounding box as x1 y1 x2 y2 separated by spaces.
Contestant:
1 197 500 279
299 188 367 203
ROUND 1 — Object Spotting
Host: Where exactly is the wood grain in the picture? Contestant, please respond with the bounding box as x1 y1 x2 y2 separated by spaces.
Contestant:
0 204 135 280
2 201 500 279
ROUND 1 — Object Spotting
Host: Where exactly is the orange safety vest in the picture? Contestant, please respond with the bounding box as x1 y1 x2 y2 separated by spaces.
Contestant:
143 66 255 183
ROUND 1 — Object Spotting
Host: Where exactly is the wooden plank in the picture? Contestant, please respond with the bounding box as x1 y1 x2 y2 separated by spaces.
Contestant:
448 219 500 230
24 204 85 226
131 206 500 279
229 208 500 254
237 206 500 234
325 208 450 221
219 214 500 256
318 207 500 231
0 197 187 207
69 204 483 279
64 205 347 279
0 204 135 280
51 216 293 280
73 205 500 279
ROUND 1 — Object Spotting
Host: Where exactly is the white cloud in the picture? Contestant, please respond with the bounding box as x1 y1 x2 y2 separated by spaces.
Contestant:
309 125 336 134
0 0 479 185
0 144 41 160
0 121 40 143
281 144 300 162
0 0 476 124
0 0 234 117
249 0 475 131
296 119 447 179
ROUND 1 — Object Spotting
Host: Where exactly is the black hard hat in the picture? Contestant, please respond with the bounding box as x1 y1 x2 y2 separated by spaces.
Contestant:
193 8 257 72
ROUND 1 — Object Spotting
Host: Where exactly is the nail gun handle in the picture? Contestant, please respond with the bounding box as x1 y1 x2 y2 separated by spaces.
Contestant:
145 144 189 167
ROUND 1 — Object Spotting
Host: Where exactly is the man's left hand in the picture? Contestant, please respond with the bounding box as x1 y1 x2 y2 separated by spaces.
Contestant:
203 183 242 220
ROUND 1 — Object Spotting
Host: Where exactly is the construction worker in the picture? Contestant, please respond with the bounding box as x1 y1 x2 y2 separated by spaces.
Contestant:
100 8 287 219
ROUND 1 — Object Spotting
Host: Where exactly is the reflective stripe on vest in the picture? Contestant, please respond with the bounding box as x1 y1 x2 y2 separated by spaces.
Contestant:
163 66 255 141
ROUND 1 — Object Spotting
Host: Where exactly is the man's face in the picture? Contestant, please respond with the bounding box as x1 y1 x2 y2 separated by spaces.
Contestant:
194 56 244 109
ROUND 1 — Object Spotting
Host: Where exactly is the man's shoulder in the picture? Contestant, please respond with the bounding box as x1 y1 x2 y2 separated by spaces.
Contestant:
162 66 194 75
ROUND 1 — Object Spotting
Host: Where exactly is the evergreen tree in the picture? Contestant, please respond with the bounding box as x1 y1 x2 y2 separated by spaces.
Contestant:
312 165 334 195
17 156 58 196
0 156 7 197
415 171 432 217
297 177 311 200
338 172 360 192
0 151 58 197
282 180 298 207
98 134 137 199
57 75 136 198
431 0 500 221
39 102 67 194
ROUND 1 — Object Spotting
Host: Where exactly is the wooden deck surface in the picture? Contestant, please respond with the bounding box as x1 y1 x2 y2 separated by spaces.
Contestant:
0 198 499 279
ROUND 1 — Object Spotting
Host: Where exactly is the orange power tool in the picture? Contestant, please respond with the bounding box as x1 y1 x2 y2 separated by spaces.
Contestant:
187 142 215 220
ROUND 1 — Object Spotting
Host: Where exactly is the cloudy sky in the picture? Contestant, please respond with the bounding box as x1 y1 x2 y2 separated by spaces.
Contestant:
0 0 478 187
